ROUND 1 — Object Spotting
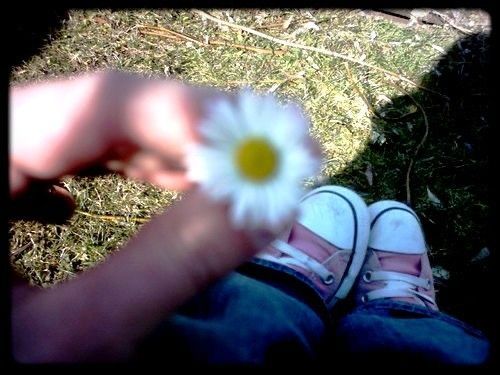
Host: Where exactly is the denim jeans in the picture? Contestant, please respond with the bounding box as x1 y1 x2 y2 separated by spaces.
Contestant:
136 260 491 367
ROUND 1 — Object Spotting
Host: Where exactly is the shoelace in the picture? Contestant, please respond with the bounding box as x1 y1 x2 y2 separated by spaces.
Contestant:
361 270 436 305
257 239 335 285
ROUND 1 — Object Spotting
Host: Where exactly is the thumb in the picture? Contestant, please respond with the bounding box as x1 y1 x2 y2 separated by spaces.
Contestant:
98 189 278 316
129 190 276 295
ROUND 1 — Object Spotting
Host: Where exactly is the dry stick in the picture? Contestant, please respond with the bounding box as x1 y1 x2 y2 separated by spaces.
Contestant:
343 62 428 204
75 210 150 224
389 86 430 206
344 62 421 123
11 243 31 257
267 71 305 93
194 10 448 99
138 25 202 45
430 10 475 35
225 76 301 85
139 25 286 55
139 30 179 40
344 62 379 118
209 40 286 55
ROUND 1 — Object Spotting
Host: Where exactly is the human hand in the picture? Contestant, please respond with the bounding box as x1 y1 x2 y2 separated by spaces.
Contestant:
10 71 296 361
10 70 209 195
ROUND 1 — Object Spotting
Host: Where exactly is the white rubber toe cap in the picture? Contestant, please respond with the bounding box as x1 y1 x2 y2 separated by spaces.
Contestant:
368 200 426 254
298 186 369 251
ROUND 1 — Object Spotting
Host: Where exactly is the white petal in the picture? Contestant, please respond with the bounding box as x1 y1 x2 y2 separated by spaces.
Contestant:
200 101 245 143
281 148 319 180
238 90 263 134
230 184 254 228
188 87 320 231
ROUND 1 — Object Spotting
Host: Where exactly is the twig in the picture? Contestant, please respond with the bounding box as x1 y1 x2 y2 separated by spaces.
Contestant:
386 82 430 206
75 210 150 224
225 76 302 85
267 71 305 93
344 62 378 118
140 30 182 41
10 243 31 257
405 95 429 206
139 24 285 55
194 10 448 99
344 63 421 122
209 40 286 55
430 10 475 35
138 25 202 45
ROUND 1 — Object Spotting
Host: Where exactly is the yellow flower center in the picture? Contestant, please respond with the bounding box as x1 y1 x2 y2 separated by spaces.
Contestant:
234 137 279 182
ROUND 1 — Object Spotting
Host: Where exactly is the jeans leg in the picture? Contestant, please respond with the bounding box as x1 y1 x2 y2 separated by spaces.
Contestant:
135 271 326 365
333 300 491 366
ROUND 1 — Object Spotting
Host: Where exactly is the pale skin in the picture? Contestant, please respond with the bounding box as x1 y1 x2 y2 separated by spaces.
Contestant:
10 71 312 362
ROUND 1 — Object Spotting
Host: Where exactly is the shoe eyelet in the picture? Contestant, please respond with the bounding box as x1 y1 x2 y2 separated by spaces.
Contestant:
363 271 373 283
323 274 335 285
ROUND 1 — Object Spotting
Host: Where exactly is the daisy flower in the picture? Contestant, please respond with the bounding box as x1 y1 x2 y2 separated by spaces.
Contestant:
187 89 320 230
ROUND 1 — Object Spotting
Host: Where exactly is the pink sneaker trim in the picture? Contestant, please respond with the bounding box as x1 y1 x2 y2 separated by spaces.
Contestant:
262 222 347 298
355 201 439 310
256 185 370 309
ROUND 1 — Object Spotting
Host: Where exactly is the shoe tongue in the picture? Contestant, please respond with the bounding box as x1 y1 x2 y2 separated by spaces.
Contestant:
378 251 422 277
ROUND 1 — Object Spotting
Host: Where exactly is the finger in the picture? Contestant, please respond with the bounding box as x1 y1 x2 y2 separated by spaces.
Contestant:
145 171 193 191
125 167 193 191
10 71 222 194
118 153 192 190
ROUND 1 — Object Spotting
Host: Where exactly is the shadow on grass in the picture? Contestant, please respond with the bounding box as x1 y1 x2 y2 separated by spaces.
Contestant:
330 32 495 343
10 8 69 70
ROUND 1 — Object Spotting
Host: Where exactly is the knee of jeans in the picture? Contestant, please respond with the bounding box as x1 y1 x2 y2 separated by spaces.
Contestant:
333 311 490 366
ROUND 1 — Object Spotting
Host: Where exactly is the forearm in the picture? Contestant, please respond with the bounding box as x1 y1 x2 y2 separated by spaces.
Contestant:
12 191 257 362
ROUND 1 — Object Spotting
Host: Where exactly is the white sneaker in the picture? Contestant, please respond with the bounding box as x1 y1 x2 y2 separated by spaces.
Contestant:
256 185 370 309
355 200 438 310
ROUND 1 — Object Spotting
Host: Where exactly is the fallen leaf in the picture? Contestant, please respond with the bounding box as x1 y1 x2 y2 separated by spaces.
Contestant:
364 163 374 186
302 21 320 31
370 129 386 145
426 187 442 206
432 266 450 280
353 40 362 52
376 94 392 105
471 247 490 263
306 56 320 70
225 11 235 23
407 104 418 114
291 21 320 37
430 44 446 54
93 16 109 25
411 9 431 19
283 15 294 30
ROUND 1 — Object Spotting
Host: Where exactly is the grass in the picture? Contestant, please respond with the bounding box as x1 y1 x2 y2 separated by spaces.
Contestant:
9 9 492 335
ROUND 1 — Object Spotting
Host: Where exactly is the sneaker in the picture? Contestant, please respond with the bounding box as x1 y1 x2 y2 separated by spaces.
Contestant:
355 200 438 310
255 185 370 309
